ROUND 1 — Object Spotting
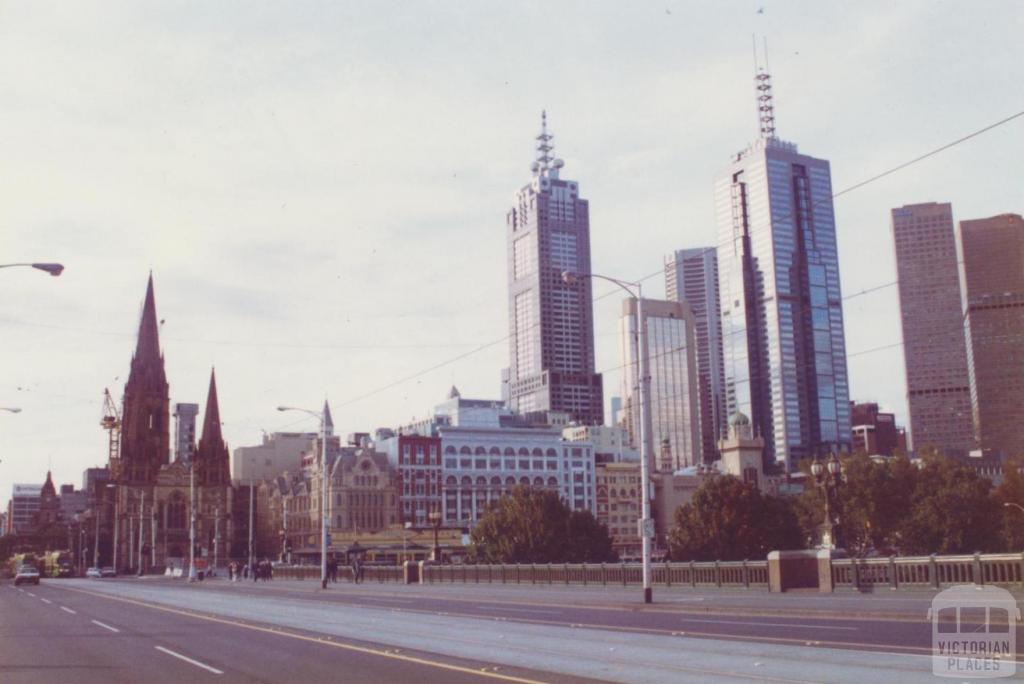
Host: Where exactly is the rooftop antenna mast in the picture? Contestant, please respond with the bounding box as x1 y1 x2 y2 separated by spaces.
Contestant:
533 110 555 175
753 35 776 140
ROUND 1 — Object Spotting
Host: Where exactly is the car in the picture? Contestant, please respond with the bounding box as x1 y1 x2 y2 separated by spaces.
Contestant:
14 564 40 586
100 567 117 578
85 567 102 579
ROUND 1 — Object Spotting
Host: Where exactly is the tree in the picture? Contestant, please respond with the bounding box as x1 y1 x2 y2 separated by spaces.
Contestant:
897 453 1001 555
668 475 802 561
995 457 1024 551
469 486 616 564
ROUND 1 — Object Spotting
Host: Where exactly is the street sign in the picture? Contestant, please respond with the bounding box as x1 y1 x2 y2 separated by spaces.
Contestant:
638 518 655 539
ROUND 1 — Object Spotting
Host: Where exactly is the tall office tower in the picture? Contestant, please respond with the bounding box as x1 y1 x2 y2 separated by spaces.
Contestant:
173 402 199 464
714 70 851 471
891 202 974 456
960 213 1024 457
665 248 725 463
505 112 603 425
619 298 702 471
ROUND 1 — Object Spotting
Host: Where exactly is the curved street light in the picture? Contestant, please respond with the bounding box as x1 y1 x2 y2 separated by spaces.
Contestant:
278 404 330 589
1 407 22 413
562 270 653 605
0 262 64 276
1005 502 1024 515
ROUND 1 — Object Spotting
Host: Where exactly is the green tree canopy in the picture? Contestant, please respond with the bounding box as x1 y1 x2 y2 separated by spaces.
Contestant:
469 486 617 564
995 457 1024 551
668 475 802 561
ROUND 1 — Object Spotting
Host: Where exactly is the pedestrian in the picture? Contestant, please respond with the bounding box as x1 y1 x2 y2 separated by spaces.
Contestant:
351 555 362 584
242 563 249 580
253 561 259 582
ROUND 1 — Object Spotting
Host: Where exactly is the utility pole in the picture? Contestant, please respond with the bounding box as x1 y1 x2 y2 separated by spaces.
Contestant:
112 492 118 573
151 500 156 568
138 490 145 575
248 481 254 572
189 462 197 581
214 506 220 574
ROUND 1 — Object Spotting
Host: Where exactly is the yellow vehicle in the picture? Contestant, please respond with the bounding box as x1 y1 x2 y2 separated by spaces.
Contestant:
42 550 74 578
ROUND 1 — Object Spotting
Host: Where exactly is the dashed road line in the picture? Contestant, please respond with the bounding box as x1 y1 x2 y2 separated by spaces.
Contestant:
27 591 36 597
60 606 77 614
41 597 52 604
91 619 120 633
155 646 224 674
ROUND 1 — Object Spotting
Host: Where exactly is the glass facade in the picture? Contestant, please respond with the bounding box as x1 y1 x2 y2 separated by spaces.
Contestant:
715 137 851 470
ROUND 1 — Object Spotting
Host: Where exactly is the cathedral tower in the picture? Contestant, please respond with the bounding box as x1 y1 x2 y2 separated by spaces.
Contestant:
118 274 170 484
194 368 230 487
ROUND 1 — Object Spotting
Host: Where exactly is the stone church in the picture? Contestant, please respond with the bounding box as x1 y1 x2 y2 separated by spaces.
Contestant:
110 275 235 572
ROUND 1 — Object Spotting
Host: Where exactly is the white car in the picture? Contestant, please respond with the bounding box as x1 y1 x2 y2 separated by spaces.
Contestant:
14 565 40 586
85 567 102 579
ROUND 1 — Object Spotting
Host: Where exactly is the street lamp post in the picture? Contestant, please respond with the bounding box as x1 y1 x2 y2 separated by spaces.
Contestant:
811 453 843 549
0 407 22 413
429 506 442 563
278 404 329 589
0 262 64 276
562 270 653 604
189 459 197 581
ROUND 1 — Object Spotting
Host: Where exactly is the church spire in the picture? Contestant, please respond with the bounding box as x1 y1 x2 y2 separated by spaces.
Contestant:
201 368 222 445
195 367 229 485
135 272 161 363
322 399 334 437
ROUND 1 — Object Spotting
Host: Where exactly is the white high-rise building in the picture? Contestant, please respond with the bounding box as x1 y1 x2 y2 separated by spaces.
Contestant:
715 70 851 471
665 247 725 463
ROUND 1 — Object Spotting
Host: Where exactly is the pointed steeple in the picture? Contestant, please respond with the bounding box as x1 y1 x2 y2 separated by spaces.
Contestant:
41 470 56 498
322 399 334 437
200 368 222 445
135 272 162 363
195 367 229 486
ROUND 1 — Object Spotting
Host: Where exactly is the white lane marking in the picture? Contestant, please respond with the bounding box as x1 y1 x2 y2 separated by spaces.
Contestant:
91 619 120 633
677 616 859 631
27 592 36 597
154 646 224 674
491 606 561 615
41 598 52 604
60 606 77 614
17 588 25 593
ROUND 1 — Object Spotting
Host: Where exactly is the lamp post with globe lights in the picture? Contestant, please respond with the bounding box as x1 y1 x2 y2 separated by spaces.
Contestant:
811 453 844 549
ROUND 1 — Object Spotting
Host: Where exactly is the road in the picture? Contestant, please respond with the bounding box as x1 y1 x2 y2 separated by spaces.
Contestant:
1 577 1019 682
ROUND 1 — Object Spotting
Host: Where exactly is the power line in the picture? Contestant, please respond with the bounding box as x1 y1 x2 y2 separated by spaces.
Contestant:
329 107 1024 412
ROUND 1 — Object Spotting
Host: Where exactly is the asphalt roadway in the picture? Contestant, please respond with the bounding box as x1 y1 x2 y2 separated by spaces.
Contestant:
1 576 1020 683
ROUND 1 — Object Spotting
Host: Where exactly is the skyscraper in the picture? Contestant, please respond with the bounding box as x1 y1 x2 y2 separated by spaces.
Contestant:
960 213 1024 458
891 202 974 456
665 247 725 463
505 112 603 425
620 298 702 471
715 71 851 471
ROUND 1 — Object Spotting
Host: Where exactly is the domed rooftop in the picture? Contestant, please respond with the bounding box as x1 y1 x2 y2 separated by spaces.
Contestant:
729 412 751 427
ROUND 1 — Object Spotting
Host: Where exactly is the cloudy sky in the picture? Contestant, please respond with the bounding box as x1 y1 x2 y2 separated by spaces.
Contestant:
2 1 1022 498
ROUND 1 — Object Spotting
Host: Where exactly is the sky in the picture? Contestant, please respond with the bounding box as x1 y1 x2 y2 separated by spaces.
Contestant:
1 1 1022 500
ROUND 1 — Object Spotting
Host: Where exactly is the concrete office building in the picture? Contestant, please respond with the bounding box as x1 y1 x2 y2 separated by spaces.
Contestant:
665 247 726 463
505 112 603 425
960 213 1024 458
715 70 851 470
619 298 702 471
891 202 974 456
5 484 43 534
232 432 318 484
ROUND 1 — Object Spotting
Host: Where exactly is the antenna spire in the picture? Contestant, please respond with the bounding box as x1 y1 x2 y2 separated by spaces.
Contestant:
534 110 555 173
753 36 777 140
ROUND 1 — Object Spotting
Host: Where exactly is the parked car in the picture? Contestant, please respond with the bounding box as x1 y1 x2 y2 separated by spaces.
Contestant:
14 564 41 586
85 567 102 579
100 567 117 578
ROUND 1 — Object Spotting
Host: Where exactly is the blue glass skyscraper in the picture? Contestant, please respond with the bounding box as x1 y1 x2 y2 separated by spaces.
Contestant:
714 71 851 471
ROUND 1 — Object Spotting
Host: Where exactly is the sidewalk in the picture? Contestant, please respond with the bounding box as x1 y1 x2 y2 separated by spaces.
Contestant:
179 575 1024 622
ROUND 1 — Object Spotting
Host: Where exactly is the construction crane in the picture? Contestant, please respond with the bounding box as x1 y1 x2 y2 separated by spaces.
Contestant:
101 388 122 479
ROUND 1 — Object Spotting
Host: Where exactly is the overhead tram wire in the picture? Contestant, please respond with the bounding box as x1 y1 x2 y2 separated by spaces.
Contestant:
331 107 1024 410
